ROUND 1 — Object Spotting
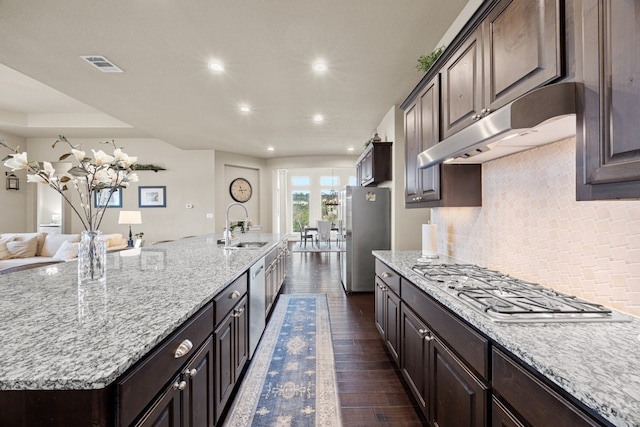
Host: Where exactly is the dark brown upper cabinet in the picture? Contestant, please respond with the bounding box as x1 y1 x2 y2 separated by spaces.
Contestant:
575 0 640 200
441 0 562 140
483 0 562 112
356 141 392 187
441 27 484 139
405 76 482 208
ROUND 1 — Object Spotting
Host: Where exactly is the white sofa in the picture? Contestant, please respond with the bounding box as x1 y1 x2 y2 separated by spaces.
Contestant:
0 232 127 273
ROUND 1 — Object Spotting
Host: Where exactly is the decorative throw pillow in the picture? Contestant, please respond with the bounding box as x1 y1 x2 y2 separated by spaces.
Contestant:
6 236 38 258
53 240 79 260
1 232 47 256
41 234 80 257
0 237 13 260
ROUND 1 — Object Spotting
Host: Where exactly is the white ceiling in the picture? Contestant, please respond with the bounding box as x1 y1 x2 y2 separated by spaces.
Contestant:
0 0 472 158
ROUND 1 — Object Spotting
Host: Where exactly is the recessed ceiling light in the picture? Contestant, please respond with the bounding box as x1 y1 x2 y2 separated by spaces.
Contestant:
208 61 225 72
313 62 328 72
313 114 324 123
347 147 354 152
240 105 251 113
267 146 275 151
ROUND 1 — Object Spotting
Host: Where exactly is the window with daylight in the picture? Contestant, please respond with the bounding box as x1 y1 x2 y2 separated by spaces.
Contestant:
292 191 310 231
291 176 311 231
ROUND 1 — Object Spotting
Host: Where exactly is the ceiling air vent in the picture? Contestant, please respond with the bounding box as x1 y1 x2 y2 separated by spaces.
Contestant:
80 55 123 73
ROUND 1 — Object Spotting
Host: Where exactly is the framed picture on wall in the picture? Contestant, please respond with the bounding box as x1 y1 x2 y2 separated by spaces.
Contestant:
139 186 166 208
94 187 122 208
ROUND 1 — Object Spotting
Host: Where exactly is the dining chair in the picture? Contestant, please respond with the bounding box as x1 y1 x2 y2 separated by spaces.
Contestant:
316 220 331 248
297 220 314 248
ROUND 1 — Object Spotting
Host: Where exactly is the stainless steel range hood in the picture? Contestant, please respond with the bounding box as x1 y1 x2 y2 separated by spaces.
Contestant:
417 82 577 169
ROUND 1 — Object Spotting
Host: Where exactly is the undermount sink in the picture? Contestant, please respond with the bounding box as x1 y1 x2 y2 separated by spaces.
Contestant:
222 241 269 249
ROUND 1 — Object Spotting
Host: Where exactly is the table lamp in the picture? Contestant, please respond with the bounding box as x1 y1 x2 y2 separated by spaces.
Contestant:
118 210 142 247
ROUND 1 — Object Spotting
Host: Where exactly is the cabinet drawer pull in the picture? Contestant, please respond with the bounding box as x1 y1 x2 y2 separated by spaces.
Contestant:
230 290 241 299
381 272 391 278
173 380 187 390
174 339 193 358
185 368 198 378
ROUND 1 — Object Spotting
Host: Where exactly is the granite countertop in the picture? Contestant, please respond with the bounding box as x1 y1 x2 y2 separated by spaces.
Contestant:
0 233 286 391
373 250 640 427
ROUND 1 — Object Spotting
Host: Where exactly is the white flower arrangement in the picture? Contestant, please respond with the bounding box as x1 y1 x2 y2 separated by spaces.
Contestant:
1 135 139 231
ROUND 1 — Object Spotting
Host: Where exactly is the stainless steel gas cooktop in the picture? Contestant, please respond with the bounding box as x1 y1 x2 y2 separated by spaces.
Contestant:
411 263 630 323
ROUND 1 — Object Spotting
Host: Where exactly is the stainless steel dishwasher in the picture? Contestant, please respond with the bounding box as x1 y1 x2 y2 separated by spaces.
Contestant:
248 258 266 358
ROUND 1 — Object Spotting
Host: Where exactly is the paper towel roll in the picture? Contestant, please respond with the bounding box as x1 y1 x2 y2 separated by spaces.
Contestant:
422 224 438 256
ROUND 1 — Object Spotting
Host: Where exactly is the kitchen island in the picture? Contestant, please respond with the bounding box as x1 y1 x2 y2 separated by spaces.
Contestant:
0 233 287 425
373 250 640 427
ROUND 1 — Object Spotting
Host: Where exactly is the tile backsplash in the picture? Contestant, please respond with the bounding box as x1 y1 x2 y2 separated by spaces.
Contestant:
432 137 640 316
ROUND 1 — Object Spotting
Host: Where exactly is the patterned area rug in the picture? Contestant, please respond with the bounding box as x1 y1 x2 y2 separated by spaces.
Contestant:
290 242 345 253
224 294 341 426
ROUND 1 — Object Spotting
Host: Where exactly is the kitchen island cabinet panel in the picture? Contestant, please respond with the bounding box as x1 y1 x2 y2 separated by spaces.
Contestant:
214 294 248 422
117 303 214 427
136 337 214 427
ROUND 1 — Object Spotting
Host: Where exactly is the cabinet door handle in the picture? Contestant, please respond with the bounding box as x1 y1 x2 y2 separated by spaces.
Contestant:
424 333 434 342
472 114 481 121
230 290 241 299
418 329 428 335
173 380 187 390
174 339 193 358
252 265 264 278
233 307 245 317
185 368 198 378
481 108 492 115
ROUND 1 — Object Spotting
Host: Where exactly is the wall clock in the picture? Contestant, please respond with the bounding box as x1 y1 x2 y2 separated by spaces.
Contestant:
229 177 253 202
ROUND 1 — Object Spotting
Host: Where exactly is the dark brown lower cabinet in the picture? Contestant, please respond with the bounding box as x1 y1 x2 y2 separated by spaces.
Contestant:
137 337 214 427
430 336 487 427
400 303 488 426
492 348 601 427
374 276 400 364
491 397 525 427
374 261 612 427
400 305 430 416
214 294 248 422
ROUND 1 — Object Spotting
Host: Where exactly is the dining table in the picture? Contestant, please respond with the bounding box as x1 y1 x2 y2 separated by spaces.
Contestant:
303 225 340 247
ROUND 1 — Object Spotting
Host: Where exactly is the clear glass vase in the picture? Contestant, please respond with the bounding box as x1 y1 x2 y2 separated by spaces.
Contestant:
78 230 107 284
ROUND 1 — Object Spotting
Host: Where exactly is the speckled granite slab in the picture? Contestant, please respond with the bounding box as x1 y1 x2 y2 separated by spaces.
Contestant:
373 250 640 427
0 233 286 391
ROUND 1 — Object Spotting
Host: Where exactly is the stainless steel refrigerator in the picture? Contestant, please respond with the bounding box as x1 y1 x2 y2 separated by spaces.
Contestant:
340 186 391 292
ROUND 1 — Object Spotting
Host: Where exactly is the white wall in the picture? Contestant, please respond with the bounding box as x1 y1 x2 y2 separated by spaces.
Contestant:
0 134 31 233
215 151 270 234
432 137 640 316
377 105 429 250
20 137 216 244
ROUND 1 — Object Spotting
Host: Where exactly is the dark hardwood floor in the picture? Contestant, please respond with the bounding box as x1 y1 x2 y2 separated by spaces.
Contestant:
280 248 426 426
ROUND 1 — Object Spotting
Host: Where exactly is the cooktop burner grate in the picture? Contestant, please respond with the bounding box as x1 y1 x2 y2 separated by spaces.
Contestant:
411 263 628 323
